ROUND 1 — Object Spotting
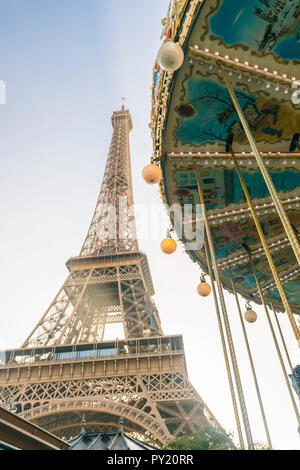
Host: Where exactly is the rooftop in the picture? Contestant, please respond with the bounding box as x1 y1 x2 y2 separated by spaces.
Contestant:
68 416 157 450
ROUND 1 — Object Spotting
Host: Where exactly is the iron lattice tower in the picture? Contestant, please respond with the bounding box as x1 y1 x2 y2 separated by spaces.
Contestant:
0 105 221 445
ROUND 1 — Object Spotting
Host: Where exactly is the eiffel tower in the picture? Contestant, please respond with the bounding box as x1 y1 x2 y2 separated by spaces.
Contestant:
0 103 221 446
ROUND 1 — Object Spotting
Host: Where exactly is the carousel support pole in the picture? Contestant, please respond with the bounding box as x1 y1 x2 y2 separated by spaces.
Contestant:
268 294 293 372
246 249 300 427
193 162 254 450
219 62 300 267
204 235 245 449
227 146 300 346
229 267 272 449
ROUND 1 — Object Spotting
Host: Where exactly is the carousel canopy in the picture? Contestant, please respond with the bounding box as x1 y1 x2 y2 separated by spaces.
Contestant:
151 0 300 315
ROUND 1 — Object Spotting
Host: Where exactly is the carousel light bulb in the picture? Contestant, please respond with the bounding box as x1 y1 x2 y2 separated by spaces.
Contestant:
157 41 184 73
142 164 162 184
160 237 177 254
244 306 257 323
197 279 211 297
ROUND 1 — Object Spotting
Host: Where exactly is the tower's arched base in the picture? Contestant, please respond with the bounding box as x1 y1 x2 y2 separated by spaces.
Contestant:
0 336 223 446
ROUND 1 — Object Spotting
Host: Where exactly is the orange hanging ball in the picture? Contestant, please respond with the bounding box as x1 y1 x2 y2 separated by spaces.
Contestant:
160 238 177 254
197 282 211 297
142 164 162 184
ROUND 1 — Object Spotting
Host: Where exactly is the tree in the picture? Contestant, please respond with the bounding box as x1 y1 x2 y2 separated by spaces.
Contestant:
253 441 272 450
165 427 235 450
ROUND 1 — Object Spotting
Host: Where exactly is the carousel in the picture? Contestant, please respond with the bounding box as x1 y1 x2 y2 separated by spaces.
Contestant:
143 0 300 450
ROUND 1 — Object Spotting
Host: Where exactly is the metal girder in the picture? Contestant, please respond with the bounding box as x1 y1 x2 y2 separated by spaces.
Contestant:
0 106 222 445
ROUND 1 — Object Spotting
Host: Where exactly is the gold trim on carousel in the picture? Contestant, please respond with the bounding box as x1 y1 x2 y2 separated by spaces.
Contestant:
161 0 201 45
208 196 300 220
259 267 300 293
166 152 300 158
218 237 292 270
151 1 201 162
189 45 299 85
175 197 300 225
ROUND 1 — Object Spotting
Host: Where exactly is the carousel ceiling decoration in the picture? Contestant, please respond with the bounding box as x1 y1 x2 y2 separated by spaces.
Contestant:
146 0 300 449
149 0 300 317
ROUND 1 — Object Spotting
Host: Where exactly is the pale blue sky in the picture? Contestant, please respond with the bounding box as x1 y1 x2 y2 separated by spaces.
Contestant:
0 0 299 449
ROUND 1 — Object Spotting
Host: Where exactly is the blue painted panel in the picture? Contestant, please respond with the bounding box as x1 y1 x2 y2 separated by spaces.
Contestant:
232 169 300 202
210 0 300 60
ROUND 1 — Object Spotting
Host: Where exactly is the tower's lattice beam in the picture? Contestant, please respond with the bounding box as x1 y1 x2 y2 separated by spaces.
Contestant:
1 104 223 445
80 108 138 256
23 262 163 347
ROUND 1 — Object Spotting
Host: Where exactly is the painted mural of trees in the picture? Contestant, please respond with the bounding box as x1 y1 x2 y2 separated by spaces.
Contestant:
188 87 255 143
